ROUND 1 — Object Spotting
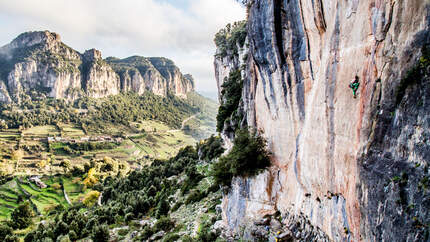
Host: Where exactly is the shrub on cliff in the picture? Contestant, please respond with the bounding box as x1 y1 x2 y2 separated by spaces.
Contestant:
216 69 243 132
395 45 430 105
212 129 271 187
197 135 225 161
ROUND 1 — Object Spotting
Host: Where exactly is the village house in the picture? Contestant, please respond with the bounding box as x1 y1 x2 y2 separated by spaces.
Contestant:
29 176 47 189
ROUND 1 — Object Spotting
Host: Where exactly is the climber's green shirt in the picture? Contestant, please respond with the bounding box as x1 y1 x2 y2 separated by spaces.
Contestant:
349 82 360 96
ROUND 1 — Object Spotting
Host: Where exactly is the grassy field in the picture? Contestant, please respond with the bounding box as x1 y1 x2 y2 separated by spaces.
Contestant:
128 121 197 159
59 123 85 137
23 125 59 136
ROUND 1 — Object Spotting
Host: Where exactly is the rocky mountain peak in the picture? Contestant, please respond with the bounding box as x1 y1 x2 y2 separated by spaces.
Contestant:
183 74 195 89
0 30 195 103
10 31 61 50
83 48 102 62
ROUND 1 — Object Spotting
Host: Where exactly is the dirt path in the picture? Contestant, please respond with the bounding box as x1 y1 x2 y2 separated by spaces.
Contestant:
97 192 103 206
168 113 200 133
63 187 71 205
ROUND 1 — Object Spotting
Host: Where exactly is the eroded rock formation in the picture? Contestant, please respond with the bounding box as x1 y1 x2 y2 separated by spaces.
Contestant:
0 31 194 103
215 1 430 241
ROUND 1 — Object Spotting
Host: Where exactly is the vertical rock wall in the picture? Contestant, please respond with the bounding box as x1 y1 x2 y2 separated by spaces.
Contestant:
217 1 430 241
82 49 120 98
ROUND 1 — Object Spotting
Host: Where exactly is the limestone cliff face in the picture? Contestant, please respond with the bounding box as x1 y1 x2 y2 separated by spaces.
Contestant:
214 25 249 150
214 40 248 103
0 31 194 102
216 1 430 241
82 49 120 98
106 56 195 97
148 57 195 98
0 31 82 102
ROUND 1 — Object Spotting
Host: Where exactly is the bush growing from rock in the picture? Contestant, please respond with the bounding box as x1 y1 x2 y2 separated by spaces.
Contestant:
154 216 174 232
216 69 243 132
212 129 271 187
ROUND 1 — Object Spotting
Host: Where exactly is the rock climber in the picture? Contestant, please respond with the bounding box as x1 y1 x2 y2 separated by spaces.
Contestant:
349 76 360 98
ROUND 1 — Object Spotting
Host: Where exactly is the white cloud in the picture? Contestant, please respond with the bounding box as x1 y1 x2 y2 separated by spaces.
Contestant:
0 0 245 93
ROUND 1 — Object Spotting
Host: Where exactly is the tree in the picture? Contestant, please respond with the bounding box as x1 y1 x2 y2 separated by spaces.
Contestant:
153 216 174 232
83 168 98 188
212 129 271 187
4 234 18 242
216 69 243 132
57 235 71 242
60 159 71 172
11 202 34 229
155 196 170 218
83 190 100 207
0 224 13 241
37 160 47 169
91 224 109 242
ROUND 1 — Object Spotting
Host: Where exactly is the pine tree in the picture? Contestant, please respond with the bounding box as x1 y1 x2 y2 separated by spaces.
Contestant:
11 202 34 229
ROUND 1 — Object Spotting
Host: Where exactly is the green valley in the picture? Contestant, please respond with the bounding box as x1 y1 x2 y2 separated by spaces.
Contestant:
0 90 218 231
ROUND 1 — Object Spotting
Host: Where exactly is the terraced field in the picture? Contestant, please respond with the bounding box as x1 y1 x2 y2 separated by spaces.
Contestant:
0 115 215 221
128 121 196 159
0 176 88 221
0 118 207 175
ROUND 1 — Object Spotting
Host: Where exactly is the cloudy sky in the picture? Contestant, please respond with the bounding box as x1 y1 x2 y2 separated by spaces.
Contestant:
0 0 245 95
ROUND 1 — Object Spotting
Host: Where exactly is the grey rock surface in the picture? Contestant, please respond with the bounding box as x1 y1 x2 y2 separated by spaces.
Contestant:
216 0 430 241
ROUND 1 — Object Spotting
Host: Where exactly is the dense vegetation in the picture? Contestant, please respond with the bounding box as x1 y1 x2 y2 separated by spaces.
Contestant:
15 136 225 241
0 92 200 132
216 69 243 132
196 135 225 161
212 129 271 187
214 21 247 58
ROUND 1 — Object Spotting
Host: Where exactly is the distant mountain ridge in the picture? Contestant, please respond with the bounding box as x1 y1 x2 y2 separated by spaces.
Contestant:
0 31 195 103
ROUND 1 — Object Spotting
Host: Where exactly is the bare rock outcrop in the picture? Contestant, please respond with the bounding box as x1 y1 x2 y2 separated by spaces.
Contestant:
216 1 430 241
106 56 195 97
0 31 82 102
148 57 195 98
0 31 195 102
82 49 120 98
